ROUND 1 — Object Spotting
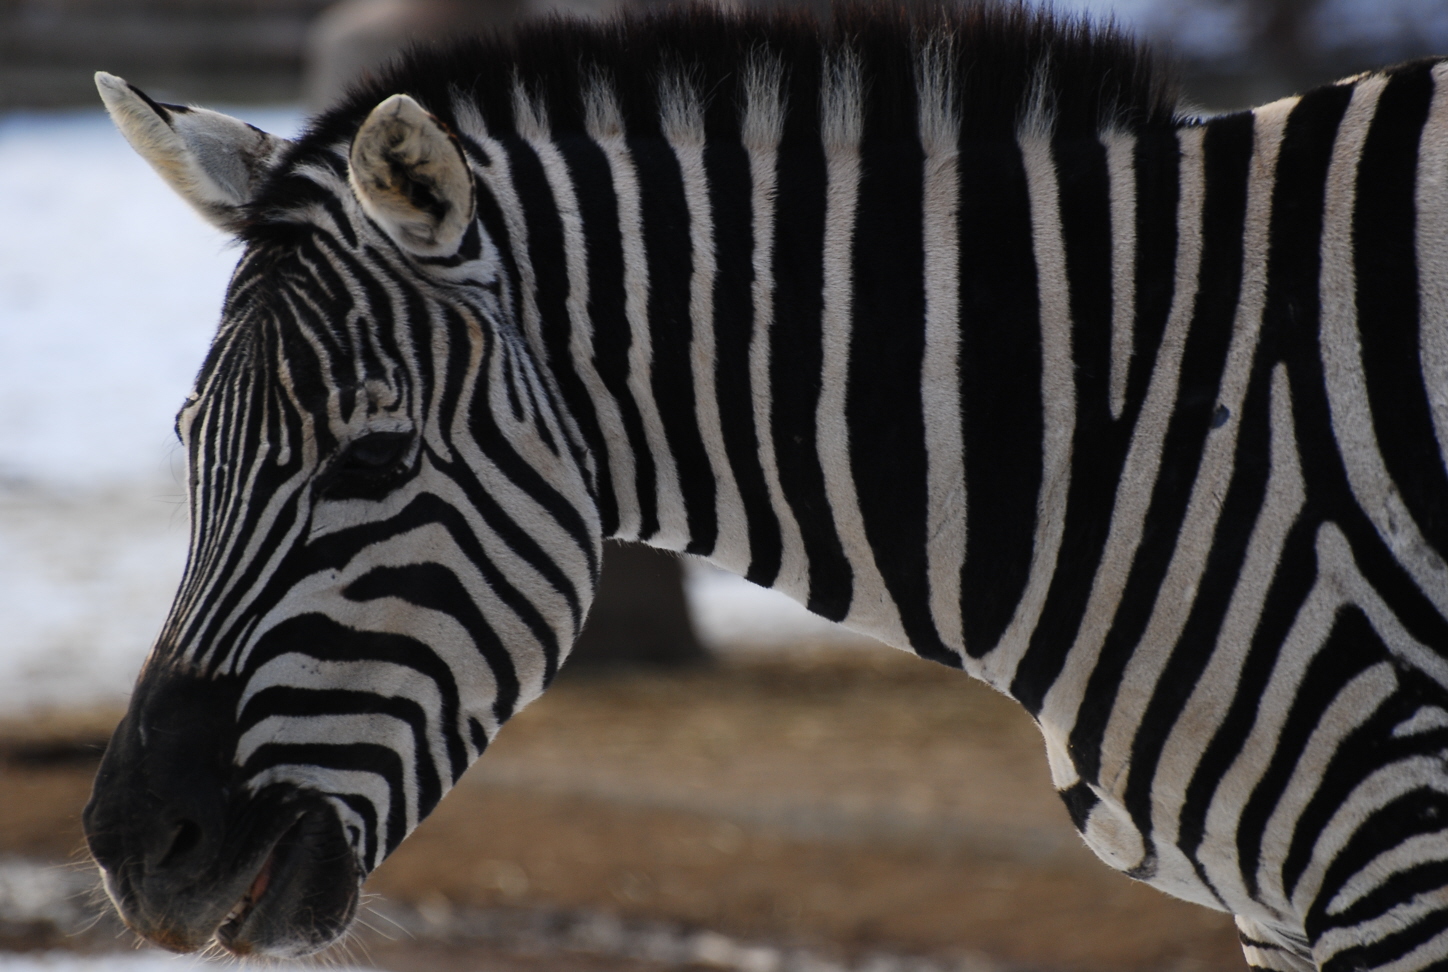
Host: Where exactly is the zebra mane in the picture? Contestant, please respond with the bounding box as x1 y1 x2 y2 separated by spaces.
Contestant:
244 4 1175 238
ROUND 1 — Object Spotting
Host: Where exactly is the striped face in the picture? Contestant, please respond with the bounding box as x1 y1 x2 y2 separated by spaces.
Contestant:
84 83 600 957
171 222 595 835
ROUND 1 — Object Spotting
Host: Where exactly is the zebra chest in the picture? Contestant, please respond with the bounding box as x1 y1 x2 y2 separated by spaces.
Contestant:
1036 718 1235 913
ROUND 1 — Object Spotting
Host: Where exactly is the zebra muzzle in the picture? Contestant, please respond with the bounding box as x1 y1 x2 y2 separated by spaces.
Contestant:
83 670 362 957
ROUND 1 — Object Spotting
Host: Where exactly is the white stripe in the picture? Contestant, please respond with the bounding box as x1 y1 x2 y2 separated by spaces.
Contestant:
585 81 688 547
662 72 749 570
449 101 549 410
1105 131 1138 420
1200 540 1348 917
1343 923 1448 972
1148 364 1305 904
1095 97 1295 800
1269 664 1398 912
239 713 421 836
195 369 321 671
817 52 908 644
1321 75 1448 618
517 113 642 536
1326 830 1448 916
979 132 1076 686
1289 754 1448 933
741 56 810 600
1417 64 1448 481
919 72 965 655
1030 125 1206 786
1201 521 1448 916
240 654 458 772
247 764 392 870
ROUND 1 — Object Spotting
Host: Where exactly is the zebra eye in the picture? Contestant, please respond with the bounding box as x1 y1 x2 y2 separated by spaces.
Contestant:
319 431 415 500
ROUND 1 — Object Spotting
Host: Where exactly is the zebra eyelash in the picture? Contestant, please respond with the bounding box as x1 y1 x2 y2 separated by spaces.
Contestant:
315 430 418 500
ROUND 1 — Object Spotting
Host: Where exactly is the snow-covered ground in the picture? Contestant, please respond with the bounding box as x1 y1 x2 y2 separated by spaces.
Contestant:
0 106 865 717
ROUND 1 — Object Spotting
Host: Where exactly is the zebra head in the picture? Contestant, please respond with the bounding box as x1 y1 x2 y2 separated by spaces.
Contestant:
82 75 599 956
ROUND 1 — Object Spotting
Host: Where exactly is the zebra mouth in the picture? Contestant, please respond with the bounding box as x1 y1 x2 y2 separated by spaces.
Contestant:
213 806 359 957
216 841 278 944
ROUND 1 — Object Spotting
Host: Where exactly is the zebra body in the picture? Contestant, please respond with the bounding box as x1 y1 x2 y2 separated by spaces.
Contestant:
81 10 1448 971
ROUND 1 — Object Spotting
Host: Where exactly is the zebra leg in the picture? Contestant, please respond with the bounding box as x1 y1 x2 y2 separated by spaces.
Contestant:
1238 915 1318 972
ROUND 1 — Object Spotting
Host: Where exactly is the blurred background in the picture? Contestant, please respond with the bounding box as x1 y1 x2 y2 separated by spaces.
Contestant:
1 0 1444 969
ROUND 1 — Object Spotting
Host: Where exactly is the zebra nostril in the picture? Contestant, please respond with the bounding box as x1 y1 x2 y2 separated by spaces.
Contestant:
155 819 204 871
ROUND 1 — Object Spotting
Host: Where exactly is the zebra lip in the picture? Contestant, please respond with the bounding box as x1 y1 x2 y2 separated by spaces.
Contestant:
214 810 312 954
211 805 357 957
216 836 282 948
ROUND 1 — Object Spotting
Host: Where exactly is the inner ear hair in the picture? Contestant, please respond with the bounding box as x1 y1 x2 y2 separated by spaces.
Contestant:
348 94 476 258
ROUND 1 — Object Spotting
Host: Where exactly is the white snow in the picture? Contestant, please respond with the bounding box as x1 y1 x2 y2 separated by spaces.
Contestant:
0 859 372 971
0 106 864 717
0 107 302 715
0 108 298 489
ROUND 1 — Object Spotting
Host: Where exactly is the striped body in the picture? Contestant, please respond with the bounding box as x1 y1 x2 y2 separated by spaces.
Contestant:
83 11 1448 970
475 59 1448 969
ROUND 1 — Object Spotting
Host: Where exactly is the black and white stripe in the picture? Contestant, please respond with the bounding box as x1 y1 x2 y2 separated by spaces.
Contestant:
99 8 1448 969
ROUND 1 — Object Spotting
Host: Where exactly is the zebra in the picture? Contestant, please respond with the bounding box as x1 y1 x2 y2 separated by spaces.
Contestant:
79 5 1448 970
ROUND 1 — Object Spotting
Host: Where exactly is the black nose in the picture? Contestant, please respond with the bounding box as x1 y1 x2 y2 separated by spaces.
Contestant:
84 671 241 896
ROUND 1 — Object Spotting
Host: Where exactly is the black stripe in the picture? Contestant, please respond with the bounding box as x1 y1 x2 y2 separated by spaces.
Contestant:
240 615 469 752
957 138 1042 658
1011 135 1129 711
1282 681 1448 911
1318 906 1448 972
1124 130 1181 417
771 123 853 620
460 307 598 599
1122 349 1274 846
705 136 784 586
1060 780 1100 831
502 137 591 463
466 150 528 354
1063 113 1255 767
631 136 718 553
1174 84 1352 884
1137 86 1355 866
1354 65 1448 568
1239 606 1380 898
556 133 660 538
1311 789 1448 932
344 562 511 748
240 685 447 817
244 740 407 854
331 791 381 870
848 130 952 664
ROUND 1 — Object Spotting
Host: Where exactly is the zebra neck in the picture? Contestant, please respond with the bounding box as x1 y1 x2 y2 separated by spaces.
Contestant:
516 115 1216 670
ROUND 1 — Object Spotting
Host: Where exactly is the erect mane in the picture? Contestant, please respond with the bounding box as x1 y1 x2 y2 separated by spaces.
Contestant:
244 3 1176 239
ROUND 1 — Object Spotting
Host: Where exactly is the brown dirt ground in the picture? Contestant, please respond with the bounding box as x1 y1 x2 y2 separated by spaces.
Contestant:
0 648 1244 971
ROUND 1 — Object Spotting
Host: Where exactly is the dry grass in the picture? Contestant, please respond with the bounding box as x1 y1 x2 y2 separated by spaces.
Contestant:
0 649 1243 971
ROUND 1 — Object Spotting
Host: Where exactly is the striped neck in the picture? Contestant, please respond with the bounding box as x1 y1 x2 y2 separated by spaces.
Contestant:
246 8 1180 669
480 103 1207 671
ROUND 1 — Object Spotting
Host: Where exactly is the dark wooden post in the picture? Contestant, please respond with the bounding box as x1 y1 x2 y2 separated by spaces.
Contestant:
562 542 709 674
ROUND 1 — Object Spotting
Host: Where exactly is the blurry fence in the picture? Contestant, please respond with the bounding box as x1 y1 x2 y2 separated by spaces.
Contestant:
7 0 1448 112
0 0 333 107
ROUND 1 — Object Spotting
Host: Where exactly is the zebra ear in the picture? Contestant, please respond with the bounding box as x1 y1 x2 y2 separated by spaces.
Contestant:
348 94 475 258
95 72 292 234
